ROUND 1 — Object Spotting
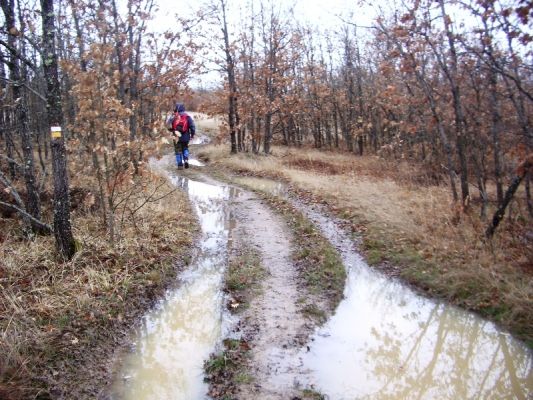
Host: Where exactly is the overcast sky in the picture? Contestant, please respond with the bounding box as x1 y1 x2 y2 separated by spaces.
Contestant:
147 0 379 87
149 0 378 34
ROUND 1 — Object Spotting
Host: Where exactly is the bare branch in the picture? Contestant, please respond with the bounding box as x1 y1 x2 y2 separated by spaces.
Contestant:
0 169 25 209
0 39 39 73
0 201 52 234
130 181 177 216
0 76 47 102
0 153 22 169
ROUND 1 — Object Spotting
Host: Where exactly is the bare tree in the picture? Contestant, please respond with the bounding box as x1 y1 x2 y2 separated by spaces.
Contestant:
219 0 238 154
1 0 44 234
41 0 76 259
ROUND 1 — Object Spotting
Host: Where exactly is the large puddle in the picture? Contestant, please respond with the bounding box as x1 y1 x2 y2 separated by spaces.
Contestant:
301 258 533 399
110 157 235 399
236 176 533 399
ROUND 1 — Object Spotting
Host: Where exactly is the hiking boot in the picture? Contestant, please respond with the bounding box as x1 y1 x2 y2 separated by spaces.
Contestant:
184 161 189 169
177 163 184 169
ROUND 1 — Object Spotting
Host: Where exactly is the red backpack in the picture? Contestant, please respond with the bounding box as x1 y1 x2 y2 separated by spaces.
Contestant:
173 112 189 134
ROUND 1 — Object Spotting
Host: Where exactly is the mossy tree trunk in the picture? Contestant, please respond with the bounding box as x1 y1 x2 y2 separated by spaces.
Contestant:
41 0 76 259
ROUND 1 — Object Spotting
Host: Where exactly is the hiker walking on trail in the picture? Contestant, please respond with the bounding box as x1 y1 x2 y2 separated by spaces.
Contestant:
168 103 195 169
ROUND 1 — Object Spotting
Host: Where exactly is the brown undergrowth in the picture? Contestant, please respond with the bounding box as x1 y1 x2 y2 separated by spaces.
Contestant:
198 144 533 348
0 175 197 399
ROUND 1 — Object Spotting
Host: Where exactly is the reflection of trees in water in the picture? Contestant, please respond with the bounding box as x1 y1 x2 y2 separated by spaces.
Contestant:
180 178 226 227
362 301 532 399
172 177 240 257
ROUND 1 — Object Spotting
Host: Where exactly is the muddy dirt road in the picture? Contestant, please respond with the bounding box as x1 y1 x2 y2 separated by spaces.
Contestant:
225 190 318 399
109 156 532 400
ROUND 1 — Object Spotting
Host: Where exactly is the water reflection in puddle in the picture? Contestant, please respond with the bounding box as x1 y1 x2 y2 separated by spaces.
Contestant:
301 260 532 399
241 176 532 399
110 159 235 400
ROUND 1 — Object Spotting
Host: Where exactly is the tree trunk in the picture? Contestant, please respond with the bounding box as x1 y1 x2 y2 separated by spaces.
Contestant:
355 32 365 157
439 0 470 206
526 173 533 218
2 0 42 234
264 112 272 154
220 0 238 154
333 106 339 148
480 17 505 205
41 0 76 259
0 62 16 179
4 117 16 180
111 0 126 104
489 82 504 205
472 153 488 219
486 154 533 238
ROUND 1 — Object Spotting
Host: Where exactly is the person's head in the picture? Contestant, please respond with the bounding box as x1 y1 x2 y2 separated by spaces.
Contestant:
175 103 186 113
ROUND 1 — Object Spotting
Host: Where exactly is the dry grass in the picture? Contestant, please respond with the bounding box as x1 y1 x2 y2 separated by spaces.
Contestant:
190 112 225 136
0 175 197 399
225 247 265 312
199 144 533 346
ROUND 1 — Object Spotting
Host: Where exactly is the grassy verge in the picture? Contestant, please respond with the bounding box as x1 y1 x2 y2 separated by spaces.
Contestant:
198 144 533 347
0 176 198 399
204 338 253 400
204 247 263 399
262 194 346 316
225 247 265 313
